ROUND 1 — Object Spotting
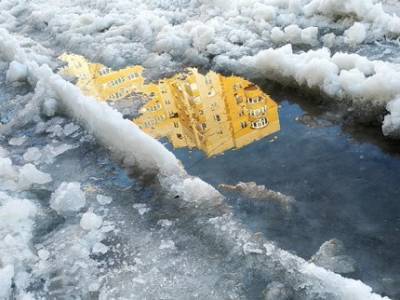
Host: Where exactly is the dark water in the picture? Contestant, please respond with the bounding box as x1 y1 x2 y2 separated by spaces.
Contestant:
167 86 400 298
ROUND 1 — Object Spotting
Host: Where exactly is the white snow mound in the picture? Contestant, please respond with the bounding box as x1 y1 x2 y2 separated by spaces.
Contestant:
80 211 103 231
50 182 86 215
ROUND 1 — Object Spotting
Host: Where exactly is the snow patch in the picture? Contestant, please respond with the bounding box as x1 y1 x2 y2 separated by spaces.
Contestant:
235 44 400 136
96 194 113 205
6 61 28 82
0 265 14 299
9 136 26 146
159 239 176 250
92 242 108 254
157 219 173 228
80 211 103 231
23 147 42 162
383 97 400 136
37 249 50 261
133 203 151 216
344 23 368 46
18 163 52 190
0 192 38 298
50 182 86 215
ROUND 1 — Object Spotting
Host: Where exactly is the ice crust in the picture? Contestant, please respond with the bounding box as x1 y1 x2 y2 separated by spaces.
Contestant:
18 163 52 190
310 239 357 274
96 194 113 205
383 97 400 137
1 0 400 135
0 0 399 298
0 192 38 299
23 147 42 162
80 211 103 231
0 154 52 191
304 0 400 38
0 27 392 300
224 44 400 135
6 61 28 82
1 0 400 67
50 182 86 215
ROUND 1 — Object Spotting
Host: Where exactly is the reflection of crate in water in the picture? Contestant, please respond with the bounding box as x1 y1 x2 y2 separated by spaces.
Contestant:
58 53 280 156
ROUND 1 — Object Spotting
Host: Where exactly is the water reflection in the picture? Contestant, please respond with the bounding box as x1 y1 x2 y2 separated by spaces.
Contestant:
59 54 280 156
59 53 145 101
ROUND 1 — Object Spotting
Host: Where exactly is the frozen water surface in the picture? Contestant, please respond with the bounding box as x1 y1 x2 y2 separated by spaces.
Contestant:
1 61 398 299
1 0 400 299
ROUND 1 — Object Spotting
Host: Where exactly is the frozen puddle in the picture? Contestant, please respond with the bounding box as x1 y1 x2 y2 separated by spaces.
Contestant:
2 1 400 296
0 60 391 300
